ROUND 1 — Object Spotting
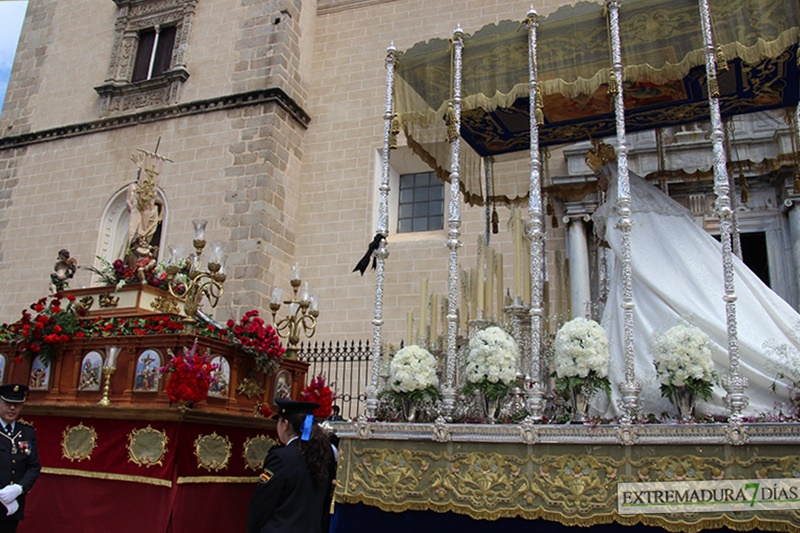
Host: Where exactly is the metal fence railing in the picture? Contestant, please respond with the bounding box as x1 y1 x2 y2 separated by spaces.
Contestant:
297 339 372 421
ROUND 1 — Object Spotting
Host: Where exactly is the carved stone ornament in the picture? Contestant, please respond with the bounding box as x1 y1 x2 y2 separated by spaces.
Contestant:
61 423 98 462
96 0 198 115
243 435 278 471
193 432 232 472
127 425 168 467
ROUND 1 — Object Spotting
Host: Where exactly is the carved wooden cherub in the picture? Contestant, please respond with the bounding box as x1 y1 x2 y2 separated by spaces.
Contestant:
50 248 78 294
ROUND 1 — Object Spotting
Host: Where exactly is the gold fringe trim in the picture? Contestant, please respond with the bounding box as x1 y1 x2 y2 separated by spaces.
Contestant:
41 467 172 487
335 493 800 533
398 28 800 127
177 475 259 484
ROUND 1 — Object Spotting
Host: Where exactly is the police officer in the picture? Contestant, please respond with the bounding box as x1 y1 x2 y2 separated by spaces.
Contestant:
247 399 334 533
0 384 40 533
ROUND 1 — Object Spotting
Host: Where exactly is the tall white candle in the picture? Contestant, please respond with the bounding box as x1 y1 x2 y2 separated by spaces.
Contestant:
407 310 414 346
496 252 504 316
513 207 522 299
523 231 531 305
419 277 428 342
485 246 494 319
430 293 438 343
476 237 485 317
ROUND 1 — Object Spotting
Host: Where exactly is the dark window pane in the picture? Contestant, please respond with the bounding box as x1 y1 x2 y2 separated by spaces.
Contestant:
153 26 176 77
397 171 443 233
132 29 156 82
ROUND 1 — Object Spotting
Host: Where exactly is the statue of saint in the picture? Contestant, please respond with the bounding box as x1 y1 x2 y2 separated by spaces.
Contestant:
126 150 168 268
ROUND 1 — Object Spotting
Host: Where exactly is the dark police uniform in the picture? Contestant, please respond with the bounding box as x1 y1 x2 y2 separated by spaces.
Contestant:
0 385 40 533
247 399 332 533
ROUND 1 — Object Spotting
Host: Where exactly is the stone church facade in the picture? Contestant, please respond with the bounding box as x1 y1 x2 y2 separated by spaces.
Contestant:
1 0 797 349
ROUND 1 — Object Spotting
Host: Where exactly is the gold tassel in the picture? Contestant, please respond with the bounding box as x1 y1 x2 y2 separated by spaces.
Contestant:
607 69 618 112
389 114 400 150
708 76 720 98
491 206 499 234
444 101 458 143
794 170 800 194
739 173 749 205
535 89 545 126
535 107 544 126
607 69 618 96
716 45 728 72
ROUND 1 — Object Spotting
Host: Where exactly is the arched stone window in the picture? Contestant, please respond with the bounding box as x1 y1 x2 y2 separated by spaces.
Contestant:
94 184 168 280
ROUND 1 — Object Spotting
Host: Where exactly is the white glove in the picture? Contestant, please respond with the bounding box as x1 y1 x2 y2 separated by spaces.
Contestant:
0 499 17 516
0 484 22 504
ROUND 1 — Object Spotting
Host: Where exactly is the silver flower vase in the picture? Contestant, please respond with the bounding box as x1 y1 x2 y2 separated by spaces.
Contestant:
672 385 697 421
569 386 590 424
401 397 417 422
477 390 501 423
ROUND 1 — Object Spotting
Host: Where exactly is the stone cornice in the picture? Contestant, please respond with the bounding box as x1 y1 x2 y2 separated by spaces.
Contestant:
0 87 311 150
318 0 398 15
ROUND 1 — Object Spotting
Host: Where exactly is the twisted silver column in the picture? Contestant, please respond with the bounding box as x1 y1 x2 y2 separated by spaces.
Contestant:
365 45 396 419
525 8 546 419
698 0 747 420
443 27 465 419
607 0 641 423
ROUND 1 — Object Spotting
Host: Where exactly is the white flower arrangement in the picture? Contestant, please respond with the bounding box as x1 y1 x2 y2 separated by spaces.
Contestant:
462 326 519 403
653 324 716 401
389 344 439 394
553 317 610 393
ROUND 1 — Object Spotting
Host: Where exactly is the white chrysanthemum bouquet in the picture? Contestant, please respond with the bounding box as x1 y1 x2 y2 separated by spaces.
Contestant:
379 344 440 422
463 326 519 401
553 317 610 394
389 344 439 396
653 324 716 402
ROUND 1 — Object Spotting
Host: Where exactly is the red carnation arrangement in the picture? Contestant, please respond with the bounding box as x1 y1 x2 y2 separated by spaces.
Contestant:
255 404 274 418
301 373 336 419
226 310 286 374
160 339 219 405
6 293 82 365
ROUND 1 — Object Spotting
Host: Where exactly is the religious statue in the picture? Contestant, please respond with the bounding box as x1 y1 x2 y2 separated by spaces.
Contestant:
49 249 78 294
126 149 167 267
132 236 158 282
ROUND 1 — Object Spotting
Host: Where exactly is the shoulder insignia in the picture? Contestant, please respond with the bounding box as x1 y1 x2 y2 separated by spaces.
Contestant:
258 469 274 484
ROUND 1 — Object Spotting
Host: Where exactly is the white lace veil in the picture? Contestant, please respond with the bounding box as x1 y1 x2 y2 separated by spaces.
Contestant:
592 162 690 238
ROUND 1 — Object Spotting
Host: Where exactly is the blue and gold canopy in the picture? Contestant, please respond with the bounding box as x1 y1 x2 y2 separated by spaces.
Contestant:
395 0 799 205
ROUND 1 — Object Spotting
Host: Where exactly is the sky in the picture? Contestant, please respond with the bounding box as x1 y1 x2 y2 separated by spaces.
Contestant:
0 1 28 113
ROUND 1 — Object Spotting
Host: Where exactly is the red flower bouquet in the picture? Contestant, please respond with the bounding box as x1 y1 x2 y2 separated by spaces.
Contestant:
160 339 219 405
6 293 82 364
226 310 286 374
301 373 336 419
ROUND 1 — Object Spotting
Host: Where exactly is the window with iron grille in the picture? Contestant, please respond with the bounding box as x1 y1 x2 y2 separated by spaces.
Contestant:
397 172 444 233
